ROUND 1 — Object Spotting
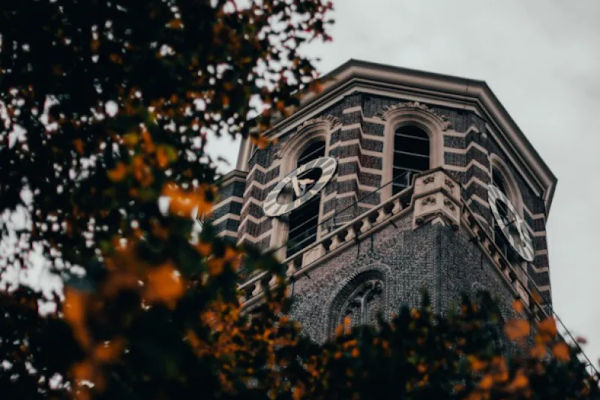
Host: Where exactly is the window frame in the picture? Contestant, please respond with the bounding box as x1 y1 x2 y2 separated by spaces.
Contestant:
381 106 445 200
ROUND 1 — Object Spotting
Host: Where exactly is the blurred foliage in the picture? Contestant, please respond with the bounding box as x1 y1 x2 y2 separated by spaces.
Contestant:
0 1 598 399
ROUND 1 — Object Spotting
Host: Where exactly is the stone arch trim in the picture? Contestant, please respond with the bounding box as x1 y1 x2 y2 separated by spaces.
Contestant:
327 265 391 336
269 116 340 256
376 101 451 131
278 115 340 174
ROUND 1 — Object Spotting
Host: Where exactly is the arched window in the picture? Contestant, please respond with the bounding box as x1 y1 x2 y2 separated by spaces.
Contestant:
286 141 325 257
340 279 384 327
329 270 385 334
392 126 430 194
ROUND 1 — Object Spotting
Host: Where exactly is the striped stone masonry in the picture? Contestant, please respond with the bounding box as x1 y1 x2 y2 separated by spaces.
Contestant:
210 169 247 242
323 96 385 227
237 145 280 248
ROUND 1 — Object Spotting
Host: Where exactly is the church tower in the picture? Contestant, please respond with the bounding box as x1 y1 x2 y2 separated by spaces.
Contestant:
212 60 556 342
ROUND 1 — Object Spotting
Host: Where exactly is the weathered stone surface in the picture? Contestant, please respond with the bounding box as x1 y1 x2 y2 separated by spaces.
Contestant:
289 217 519 343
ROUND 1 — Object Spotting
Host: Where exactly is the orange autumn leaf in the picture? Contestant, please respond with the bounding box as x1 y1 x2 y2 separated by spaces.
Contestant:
465 391 482 400
529 342 547 360
334 323 344 337
309 80 324 94
223 247 242 270
453 383 466 393
162 182 214 218
530 288 543 304
167 18 183 29
207 257 225 276
72 360 95 382
490 356 509 383
170 194 198 216
508 371 529 392
64 289 91 348
513 299 523 314
107 162 128 182
479 374 493 390
468 355 486 372
156 144 177 168
196 241 212 257
504 319 530 341
538 317 558 339
140 126 155 153
90 39 100 52
132 155 154 187
64 288 85 325
292 383 305 400
101 270 139 298
155 145 170 168
251 134 270 150
552 342 570 361
73 138 84 155
410 308 420 319
109 53 123 64
94 339 124 362
275 99 286 112
185 329 210 357
343 315 352 335
144 263 184 308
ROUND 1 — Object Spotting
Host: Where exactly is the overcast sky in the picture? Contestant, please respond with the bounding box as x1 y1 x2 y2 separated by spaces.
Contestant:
207 0 600 367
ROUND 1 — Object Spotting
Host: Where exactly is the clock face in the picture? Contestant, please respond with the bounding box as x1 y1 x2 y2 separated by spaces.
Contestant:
487 184 534 262
263 156 337 217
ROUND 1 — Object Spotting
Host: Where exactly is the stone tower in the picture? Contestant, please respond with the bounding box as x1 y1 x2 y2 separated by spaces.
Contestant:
212 60 556 342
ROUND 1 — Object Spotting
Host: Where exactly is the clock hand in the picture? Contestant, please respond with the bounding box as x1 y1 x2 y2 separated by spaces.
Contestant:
291 176 303 197
296 178 315 186
292 176 316 197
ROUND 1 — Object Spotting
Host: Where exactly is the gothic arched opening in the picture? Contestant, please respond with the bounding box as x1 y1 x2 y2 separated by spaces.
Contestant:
329 270 386 335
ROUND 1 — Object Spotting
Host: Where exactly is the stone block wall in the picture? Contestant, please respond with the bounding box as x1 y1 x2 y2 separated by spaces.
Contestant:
288 216 519 343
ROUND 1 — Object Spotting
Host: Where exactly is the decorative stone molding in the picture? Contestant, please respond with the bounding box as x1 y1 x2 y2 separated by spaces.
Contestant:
340 279 384 327
328 269 387 335
376 101 451 131
412 169 461 229
303 243 326 266
296 115 341 136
